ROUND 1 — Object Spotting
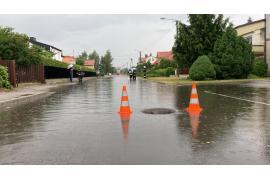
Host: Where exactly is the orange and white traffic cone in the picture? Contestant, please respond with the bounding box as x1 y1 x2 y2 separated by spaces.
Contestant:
118 85 132 114
119 113 131 140
186 83 202 113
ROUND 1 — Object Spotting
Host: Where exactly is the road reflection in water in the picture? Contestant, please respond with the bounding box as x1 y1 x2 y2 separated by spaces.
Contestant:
188 111 201 139
119 113 131 140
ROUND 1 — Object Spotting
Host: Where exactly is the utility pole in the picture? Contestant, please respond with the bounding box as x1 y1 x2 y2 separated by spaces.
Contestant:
160 17 181 77
265 14 270 75
139 51 142 64
131 58 133 68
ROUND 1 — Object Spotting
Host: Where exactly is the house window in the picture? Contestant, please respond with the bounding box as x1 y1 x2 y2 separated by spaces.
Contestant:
245 35 252 44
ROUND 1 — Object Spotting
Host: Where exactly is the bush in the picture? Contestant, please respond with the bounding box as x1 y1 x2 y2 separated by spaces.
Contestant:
252 58 268 77
189 55 216 81
148 67 175 77
210 27 254 79
158 59 177 69
166 67 175 76
0 65 11 89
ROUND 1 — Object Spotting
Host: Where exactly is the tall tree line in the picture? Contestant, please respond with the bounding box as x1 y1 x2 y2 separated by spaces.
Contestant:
173 14 230 69
76 49 113 74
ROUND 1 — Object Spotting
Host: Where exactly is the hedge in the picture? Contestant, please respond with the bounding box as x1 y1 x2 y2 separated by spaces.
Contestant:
147 67 175 77
42 58 95 72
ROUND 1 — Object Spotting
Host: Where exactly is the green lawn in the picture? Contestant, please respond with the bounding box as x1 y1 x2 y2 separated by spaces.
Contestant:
148 75 270 85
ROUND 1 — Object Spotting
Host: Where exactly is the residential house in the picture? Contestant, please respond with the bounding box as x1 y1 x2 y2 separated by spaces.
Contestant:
84 59 95 69
63 56 76 65
29 37 63 61
140 54 158 65
235 19 265 57
156 51 173 61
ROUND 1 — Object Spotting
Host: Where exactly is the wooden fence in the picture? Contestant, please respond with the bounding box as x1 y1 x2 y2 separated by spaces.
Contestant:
0 60 45 87
0 60 17 87
17 64 45 83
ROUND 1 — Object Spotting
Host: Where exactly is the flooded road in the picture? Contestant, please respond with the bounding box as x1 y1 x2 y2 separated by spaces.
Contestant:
1 76 270 164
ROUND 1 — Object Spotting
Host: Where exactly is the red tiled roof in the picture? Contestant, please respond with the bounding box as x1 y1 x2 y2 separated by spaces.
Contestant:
156 51 173 61
84 59 95 66
63 56 75 64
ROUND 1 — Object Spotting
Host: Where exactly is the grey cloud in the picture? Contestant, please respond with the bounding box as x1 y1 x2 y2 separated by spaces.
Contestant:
0 14 264 67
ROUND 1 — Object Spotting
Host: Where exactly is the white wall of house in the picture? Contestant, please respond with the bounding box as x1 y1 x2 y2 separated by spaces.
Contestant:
50 47 63 61
242 29 265 46
146 56 158 65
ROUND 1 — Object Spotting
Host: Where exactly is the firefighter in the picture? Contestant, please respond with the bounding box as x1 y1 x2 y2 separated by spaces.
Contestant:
128 68 133 80
132 67 136 80
143 66 146 78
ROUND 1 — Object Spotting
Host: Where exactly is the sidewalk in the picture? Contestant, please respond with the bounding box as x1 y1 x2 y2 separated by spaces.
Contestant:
0 77 93 109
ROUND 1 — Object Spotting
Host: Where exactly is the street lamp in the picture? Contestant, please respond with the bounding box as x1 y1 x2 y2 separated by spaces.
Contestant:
160 17 180 38
160 17 182 77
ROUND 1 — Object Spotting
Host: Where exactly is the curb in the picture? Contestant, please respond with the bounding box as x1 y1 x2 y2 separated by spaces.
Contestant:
0 77 94 109
0 91 55 109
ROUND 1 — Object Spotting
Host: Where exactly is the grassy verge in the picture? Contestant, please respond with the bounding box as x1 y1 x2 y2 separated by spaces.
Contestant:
148 75 270 85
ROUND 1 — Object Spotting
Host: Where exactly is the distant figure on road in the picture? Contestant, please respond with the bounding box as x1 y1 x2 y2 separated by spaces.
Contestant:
132 67 136 80
128 68 133 80
67 64 74 82
143 66 146 78
77 67 85 83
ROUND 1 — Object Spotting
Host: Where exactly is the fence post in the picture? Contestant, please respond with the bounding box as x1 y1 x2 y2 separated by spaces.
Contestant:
10 60 17 87
40 64 46 83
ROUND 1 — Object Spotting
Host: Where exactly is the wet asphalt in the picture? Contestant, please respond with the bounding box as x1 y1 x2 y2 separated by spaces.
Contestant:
0 76 270 164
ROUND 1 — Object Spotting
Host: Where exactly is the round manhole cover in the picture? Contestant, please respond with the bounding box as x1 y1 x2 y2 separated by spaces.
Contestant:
142 108 175 115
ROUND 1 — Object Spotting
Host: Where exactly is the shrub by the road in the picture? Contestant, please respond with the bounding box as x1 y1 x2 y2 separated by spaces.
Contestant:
158 59 177 69
148 67 175 77
189 55 216 81
252 58 268 77
210 27 254 79
0 65 11 89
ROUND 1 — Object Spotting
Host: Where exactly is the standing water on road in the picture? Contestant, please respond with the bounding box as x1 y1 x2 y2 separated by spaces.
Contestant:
1 76 270 164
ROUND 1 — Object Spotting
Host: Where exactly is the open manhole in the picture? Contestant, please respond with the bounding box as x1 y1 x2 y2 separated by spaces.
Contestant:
142 108 175 115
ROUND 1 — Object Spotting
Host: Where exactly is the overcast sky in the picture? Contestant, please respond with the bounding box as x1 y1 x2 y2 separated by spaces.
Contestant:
0 14 264 67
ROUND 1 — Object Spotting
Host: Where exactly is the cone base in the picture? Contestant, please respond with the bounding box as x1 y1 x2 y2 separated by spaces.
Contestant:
186 107 202 114
118 107 132 114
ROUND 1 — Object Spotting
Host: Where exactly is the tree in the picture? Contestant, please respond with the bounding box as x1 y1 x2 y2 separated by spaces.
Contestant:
189 55 216 81
76 51 88 65
0 26 43 65
136 61 153 73
100 50 113 74
173 14 230 69
88 50 100 71
210 27 254 79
